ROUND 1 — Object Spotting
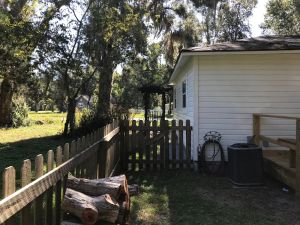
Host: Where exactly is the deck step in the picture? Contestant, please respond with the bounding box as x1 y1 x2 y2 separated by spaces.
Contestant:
263 150 296 189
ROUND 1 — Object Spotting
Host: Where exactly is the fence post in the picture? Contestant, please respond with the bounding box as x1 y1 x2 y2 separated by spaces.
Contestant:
138 120 144 170
171 120 177 169
186 120 191 169
56 146 63 225
164 120 170 169
21 159 32 225
35 154 44 225
145 120 151 170
179 120 184 169
159 120 165 170
132 120 137 171
153 120 158 170
2 166 16 225
47 150 54 225
253 114 261 146
124 120 129 172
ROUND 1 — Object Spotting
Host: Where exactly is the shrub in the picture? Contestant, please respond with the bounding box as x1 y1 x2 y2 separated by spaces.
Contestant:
11 97 31 127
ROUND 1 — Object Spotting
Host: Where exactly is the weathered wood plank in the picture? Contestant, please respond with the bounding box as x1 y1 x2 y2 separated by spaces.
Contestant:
35 154 45 225
159 121 165 170
47 150 54 225
124 120 129 172
56 147 63 225
171 120 176 169
3 166 16 197
131 120 137 171
145 121 151 170
21 159 32 225
186 120 191 168
164 121 170 169
153 121 158 170
0 127 120 223
138 120 144 170
179 120 184 169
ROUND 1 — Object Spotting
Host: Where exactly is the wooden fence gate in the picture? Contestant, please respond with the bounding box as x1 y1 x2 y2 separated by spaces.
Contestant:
120 120 192 171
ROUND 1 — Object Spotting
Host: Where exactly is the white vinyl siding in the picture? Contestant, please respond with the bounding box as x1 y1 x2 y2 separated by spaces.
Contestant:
173 60 196 158
197 53 300 157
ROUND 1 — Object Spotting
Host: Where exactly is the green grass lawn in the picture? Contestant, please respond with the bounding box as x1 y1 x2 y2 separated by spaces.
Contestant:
128 170 298 225
0 112 71 177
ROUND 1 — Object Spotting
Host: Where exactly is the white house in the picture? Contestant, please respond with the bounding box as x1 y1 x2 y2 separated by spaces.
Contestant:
169 36 300 161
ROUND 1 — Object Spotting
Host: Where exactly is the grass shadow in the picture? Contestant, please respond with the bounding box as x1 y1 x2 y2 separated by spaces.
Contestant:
128 170 299 225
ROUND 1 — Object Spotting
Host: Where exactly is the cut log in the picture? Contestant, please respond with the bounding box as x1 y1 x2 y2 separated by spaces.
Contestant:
93 194 120 223
67 175 123 199
62 189 98 225
63 189 120 224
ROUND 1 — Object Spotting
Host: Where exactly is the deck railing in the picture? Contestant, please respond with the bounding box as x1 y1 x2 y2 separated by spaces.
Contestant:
0 120 120 224
253 114 300 199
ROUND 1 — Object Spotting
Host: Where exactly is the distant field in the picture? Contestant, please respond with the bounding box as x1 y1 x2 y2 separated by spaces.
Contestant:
0 111 71 176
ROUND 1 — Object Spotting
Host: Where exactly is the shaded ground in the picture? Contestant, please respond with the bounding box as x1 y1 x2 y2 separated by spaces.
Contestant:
128 170 300 225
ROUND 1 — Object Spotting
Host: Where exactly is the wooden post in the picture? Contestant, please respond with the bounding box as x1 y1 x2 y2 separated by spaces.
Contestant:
21 160 32 225
253 114 261 146
35 154 44 225
124 120 129 172
162 93 166 120
56 146 63 225
171 120 177 169
131 120 137 172
47 150 54 225
3 166 16 197
159 121 165 169
2 166 16 225
153 120 158 170
164 120 170 169
138 120 144 170
296 119 300 202
179 120 184 169
145 120 151 170
186 120 192 169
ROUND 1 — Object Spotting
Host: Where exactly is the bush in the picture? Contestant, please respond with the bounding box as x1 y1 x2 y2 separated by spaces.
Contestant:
11 97 31 127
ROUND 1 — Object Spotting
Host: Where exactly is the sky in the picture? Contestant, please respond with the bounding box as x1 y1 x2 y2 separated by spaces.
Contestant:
249 0 270 37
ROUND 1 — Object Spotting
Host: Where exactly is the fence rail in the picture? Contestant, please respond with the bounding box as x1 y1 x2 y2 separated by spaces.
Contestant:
0 120 120 224
120 120 192 171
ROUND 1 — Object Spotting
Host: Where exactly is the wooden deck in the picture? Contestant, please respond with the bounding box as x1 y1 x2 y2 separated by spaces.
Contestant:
253 114 300 199
263 150 296 189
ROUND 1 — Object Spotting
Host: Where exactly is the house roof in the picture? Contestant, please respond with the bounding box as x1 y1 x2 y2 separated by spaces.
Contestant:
182 36 300 53
169 36 300 83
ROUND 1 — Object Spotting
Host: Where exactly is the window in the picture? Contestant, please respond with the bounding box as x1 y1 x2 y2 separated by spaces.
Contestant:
174 88 176 108
182 81 186 108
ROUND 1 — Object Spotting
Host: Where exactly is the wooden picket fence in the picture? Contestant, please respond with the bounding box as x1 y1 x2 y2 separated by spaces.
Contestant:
0 120 120 225
0 119 193 224
120 120 192 171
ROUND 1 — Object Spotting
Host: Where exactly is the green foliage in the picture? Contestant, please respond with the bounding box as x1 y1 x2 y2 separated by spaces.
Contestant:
262 0 300 35
11 97 30 127
217 0 257 42
112 43 168 112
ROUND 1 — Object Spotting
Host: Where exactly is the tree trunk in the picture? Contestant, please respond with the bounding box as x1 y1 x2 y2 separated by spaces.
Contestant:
67 175 123 199
0 78 14 126
64 98 76 136
97 64 114 121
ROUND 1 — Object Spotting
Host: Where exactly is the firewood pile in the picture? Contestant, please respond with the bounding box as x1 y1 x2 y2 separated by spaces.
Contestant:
61 174 139 225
